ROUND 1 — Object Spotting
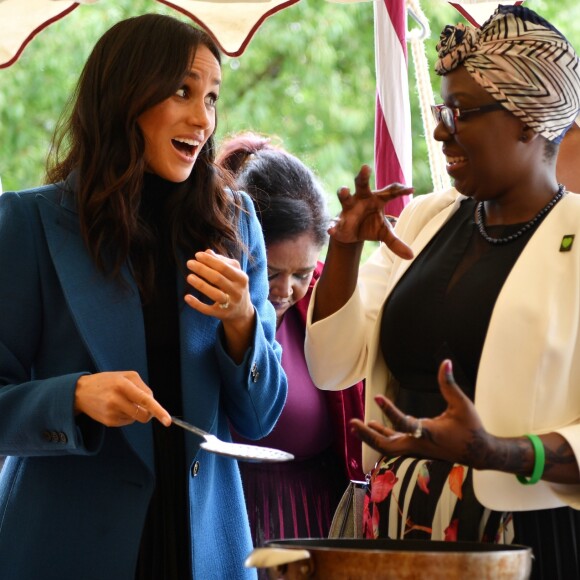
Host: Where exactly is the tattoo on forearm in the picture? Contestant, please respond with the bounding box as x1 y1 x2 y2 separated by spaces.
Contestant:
488 437 532 474
464 429 530 473
543 441 575 474
465 433 576 477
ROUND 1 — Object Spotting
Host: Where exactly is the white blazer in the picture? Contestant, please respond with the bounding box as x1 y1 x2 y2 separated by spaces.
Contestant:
306 188 580 512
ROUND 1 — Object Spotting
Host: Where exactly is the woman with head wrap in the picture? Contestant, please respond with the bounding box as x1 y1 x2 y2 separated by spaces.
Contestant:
305 5 580 578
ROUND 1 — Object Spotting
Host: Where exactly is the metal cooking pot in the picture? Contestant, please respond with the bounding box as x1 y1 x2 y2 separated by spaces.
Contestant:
245 538 532 580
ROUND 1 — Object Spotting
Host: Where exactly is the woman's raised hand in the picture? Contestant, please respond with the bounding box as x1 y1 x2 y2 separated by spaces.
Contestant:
330 165 414 260
184 249 253 320
74 371 172 427
184 249 256 363
349 360 494 470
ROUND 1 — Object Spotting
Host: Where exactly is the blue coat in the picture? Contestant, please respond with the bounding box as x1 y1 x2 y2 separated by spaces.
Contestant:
0 180 287 580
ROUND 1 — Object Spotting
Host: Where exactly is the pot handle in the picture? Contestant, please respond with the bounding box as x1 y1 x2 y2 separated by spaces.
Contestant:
245 547 311 569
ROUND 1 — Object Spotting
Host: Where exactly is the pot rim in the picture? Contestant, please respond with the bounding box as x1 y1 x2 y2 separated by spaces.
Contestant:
265 538 533 556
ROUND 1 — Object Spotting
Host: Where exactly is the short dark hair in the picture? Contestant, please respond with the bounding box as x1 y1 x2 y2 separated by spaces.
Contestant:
217 133 329 248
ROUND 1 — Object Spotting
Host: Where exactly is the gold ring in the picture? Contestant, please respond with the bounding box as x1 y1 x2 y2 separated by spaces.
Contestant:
218 293 230 310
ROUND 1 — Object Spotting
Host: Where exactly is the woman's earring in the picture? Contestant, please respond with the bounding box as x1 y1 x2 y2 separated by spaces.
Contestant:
520 127 530 142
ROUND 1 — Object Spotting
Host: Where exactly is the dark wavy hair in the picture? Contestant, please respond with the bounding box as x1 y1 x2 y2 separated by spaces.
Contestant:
46 14 241 295
216 132 329 249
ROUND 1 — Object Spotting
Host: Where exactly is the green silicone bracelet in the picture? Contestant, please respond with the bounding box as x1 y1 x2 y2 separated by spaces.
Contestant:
516 434 545 485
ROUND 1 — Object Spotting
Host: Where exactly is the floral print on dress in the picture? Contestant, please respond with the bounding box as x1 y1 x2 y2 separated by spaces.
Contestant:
370 468 399 502
362 456 515 545
449 465 464 500
444 518 459 541
417 463 431 495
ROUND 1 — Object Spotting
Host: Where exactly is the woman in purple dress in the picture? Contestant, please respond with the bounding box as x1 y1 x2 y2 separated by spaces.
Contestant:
217 133 365 547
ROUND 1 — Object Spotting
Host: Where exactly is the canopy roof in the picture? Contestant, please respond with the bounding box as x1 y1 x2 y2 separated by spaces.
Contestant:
0 0 518 68
0 0 301 68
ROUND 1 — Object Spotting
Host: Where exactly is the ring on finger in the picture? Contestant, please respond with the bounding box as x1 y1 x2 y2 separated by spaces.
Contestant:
409 418 423 439
218 292 230 310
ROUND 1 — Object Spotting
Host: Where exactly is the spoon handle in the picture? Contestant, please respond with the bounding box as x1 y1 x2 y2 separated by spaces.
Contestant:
171 416 209 439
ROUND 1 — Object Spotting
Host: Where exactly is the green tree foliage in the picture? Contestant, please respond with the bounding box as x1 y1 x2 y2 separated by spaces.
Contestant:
1 0 579 209
218 0 377 200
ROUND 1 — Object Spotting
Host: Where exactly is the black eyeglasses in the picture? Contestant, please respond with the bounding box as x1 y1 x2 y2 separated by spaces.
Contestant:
431 103 504 134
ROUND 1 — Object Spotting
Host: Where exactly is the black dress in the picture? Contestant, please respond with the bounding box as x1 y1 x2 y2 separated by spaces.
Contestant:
367 198 580 580
135 174 191 579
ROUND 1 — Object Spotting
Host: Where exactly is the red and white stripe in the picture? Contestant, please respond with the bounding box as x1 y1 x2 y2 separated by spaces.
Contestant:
374 0 412 217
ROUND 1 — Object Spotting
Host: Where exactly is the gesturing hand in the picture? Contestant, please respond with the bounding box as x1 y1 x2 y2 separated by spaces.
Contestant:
330 165 414 260
350 360 494 470
74 371 172 428
184 248 256 363
184 249 254 323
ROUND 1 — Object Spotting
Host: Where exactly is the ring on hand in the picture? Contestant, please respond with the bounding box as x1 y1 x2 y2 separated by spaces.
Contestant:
407 418 423 439
218 293 230 310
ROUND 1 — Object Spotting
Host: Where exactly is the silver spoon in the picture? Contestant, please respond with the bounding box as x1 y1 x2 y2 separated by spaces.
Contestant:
171 416 294 463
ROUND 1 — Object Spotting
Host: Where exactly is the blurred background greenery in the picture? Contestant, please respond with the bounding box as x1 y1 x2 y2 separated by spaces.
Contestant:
1 0 578 220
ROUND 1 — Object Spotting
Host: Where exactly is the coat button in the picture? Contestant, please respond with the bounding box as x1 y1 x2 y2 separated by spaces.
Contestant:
191 461 200 477
42 430 52 442
58 432 68 444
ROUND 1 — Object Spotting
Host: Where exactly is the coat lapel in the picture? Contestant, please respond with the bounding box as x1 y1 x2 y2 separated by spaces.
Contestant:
37 191 154 469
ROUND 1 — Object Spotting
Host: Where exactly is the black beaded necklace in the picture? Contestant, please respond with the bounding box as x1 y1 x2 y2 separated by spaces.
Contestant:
476 184 566 245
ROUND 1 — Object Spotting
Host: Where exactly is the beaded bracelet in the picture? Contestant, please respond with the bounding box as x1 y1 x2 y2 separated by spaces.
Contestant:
516 434 545 485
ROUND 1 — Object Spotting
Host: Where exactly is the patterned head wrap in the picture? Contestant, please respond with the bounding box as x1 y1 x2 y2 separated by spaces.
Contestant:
435 5 580 143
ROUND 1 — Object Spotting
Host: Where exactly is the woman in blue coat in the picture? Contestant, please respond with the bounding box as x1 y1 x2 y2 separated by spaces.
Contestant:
0 14 287 580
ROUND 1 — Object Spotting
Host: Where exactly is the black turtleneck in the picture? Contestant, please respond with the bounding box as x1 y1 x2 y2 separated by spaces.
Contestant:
135 173 191 579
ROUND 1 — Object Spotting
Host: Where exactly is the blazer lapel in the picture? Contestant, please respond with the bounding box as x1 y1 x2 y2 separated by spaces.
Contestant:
37 192 154 469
